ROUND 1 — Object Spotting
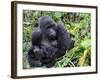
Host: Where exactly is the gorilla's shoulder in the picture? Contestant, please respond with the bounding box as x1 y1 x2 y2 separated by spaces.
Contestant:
57 23 66 30
56 23 67 34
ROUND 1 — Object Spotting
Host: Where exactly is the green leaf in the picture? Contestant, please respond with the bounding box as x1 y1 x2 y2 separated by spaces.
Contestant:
81 39 91 48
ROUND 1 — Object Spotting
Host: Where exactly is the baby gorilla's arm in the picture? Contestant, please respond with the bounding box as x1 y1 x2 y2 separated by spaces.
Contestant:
33 46 44 60
45 47 58 58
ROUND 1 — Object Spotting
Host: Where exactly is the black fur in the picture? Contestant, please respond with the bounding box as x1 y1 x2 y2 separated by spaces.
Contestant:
28 16 74 68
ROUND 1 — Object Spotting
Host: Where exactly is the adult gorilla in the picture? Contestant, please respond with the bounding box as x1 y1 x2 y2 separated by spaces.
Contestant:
28 16 74 68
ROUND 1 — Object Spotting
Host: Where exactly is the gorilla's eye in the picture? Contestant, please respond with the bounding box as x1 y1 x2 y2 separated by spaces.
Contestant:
47 24 55 29
47 25 52 29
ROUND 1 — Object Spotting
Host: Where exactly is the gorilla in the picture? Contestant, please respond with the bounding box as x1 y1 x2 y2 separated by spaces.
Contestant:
28 16 74 68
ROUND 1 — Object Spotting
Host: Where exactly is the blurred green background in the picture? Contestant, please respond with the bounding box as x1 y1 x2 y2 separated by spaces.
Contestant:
23 10 91 69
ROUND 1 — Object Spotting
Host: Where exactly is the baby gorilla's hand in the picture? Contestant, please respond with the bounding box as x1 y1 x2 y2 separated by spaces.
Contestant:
35 60 42 67
33 47 44 60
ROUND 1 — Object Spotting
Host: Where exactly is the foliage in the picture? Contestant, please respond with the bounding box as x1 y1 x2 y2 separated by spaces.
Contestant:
23 10 91 69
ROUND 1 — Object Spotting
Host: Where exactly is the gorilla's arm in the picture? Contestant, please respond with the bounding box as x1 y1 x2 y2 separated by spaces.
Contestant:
56 23 72 58
32 27 42 46
28 27 44 67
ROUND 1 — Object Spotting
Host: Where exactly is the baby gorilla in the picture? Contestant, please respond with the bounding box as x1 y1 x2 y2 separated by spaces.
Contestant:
28 16 74 68
40 34 59 67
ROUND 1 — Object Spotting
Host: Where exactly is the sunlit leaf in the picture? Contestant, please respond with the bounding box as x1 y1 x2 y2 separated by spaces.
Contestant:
81 39 91 48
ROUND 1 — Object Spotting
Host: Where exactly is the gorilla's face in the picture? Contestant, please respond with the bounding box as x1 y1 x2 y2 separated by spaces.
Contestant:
39 16 57 39
46 28 56 39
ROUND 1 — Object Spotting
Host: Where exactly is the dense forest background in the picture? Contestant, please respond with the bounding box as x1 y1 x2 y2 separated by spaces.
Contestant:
23 10 91 69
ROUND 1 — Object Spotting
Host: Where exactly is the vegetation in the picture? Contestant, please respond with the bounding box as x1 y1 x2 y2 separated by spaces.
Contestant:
23 10 91 69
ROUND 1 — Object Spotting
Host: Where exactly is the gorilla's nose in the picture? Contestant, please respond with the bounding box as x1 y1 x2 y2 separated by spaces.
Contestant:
51 31 56 36
50 32 56 39
49 29 56 38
